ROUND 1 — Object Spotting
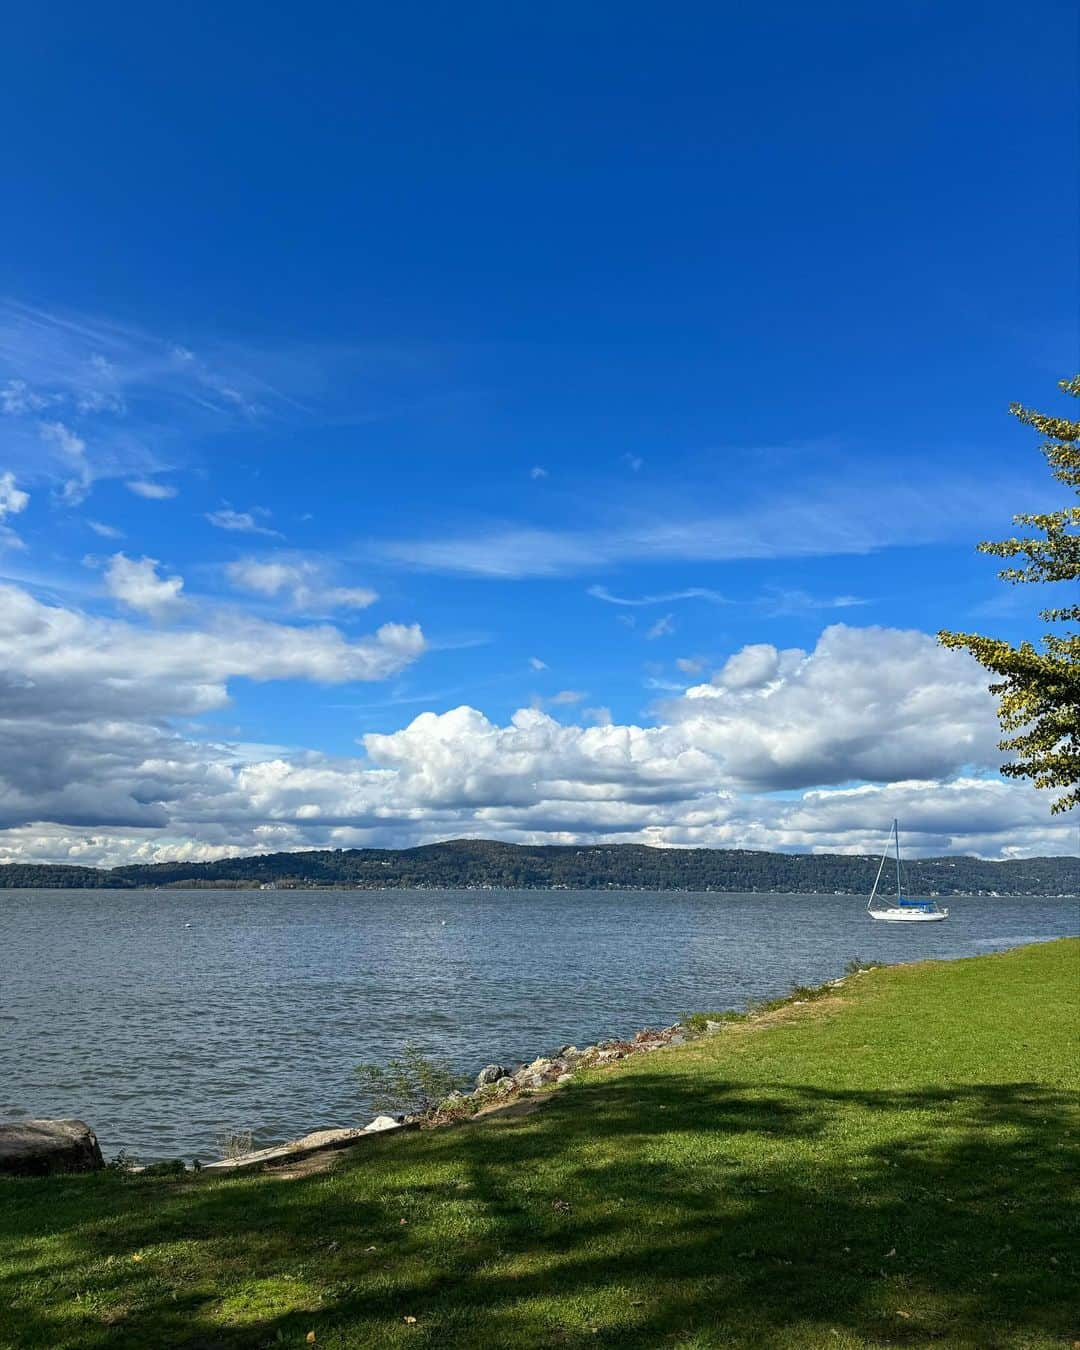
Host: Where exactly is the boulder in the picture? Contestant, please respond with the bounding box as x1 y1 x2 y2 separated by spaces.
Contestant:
364 1115 408 1134
0 1119 104 1176
475 1064 509 1088
515 1057 553 1082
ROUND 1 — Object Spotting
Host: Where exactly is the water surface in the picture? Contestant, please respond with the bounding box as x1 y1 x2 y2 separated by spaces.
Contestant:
2 888 1076 1159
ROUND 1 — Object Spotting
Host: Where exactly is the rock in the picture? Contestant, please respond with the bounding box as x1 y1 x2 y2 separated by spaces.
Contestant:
493 1077 517 1097
475 1064 509 1088
0 1119 104 1176
203 1119 414 1173
515 1057 553 1084
594 1049 624 1064
556 1073 573 1084
704 1020 727 1035
363 1116 404 1134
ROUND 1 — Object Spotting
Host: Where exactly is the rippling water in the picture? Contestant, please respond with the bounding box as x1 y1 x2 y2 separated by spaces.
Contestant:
2 887 1076 1160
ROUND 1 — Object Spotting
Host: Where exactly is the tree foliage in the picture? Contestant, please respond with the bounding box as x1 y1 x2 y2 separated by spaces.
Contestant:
939 376 1080 813
1 839 1075 894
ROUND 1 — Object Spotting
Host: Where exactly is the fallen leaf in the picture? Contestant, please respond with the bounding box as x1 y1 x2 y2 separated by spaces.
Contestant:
365 1245 377 1252
552 1199 572 1213
884 1248 896 1258
306 1334 317 1345
400 1218 408 1226
404 1315 417 1324
131 1253 143 1263
896 1310 911 1319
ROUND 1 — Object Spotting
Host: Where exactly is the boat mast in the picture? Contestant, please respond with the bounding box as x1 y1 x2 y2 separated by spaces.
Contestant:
894 818 902 900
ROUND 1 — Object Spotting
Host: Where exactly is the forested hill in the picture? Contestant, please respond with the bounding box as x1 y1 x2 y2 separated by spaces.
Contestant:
1 839 1076 895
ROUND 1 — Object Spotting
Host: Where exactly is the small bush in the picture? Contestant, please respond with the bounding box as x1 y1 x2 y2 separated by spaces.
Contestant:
844 957 883 975
356 1042 468 1120
140 1158 188 1177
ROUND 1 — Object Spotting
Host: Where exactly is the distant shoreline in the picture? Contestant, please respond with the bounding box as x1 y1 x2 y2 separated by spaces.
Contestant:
3 883 1076 899
2 835 1076 898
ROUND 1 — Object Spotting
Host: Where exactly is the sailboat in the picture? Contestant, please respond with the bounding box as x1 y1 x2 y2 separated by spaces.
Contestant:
866 820 948 922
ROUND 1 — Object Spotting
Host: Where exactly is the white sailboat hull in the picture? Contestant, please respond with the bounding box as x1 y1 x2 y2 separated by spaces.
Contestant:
869 907 948 923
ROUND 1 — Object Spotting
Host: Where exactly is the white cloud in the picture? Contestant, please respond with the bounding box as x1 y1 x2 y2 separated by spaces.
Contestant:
549 690 586 705
646 614 675 640
206 507 282 537
39 421 91 503
375 471 1020 578
676 657 705 676
716 643 782 690
126 479 178 500
0 582 425 722
623 454 644 472
1 380 49 414
589 584 728 607
103 553 187 620
762 588 869 616
225 557 378 612
529 466 548 480
528 656 548 671
88 520 125 539
0 609 1072 865
0 472 29 520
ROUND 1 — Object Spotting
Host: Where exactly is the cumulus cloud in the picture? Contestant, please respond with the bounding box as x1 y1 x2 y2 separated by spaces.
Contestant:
0 472 29 520
103 553 187 620
225 557 377 612
206 507 282 537
126 479 178 500
0 609 1071 865
0 583 425 723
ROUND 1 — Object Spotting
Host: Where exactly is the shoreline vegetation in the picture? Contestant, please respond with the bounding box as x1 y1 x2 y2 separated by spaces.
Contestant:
2 940 1077 1347
1 838 1077 895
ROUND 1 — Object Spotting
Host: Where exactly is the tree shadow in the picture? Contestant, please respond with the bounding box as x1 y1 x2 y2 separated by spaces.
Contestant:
1 1074 1076 1348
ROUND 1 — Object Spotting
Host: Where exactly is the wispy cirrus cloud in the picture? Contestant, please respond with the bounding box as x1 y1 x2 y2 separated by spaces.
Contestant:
372 471 1027 578
205 507 283 538
126 479 178 500
761 587 870 616
589 584 728 606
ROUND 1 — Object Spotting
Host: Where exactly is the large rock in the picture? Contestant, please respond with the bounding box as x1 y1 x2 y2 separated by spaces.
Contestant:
0 1119 104 1176
475 1064 509 1088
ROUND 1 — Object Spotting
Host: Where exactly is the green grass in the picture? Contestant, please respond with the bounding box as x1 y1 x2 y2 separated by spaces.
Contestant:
2 939 1077 1349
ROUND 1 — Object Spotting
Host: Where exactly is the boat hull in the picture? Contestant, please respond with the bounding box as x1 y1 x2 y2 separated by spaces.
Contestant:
869 908 948 922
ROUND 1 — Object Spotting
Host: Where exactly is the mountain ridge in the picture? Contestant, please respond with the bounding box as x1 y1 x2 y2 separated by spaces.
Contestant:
1 838 1076 894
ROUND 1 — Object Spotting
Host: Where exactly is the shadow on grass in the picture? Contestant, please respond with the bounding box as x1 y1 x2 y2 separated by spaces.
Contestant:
1 1074 1076 1348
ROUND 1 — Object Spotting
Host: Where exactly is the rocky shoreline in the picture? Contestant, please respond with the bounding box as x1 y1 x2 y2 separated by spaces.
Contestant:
0 1021 700 1179
1 969 859 1178
202 1022 695 1175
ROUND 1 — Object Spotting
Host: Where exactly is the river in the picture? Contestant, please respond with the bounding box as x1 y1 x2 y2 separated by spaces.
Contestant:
2 887 1076 1159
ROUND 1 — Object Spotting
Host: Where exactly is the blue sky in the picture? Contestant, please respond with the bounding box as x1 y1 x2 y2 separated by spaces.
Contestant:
0 2 1076 864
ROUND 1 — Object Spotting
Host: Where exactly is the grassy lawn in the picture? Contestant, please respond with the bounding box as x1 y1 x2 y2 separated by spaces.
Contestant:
1 939 1077 1349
